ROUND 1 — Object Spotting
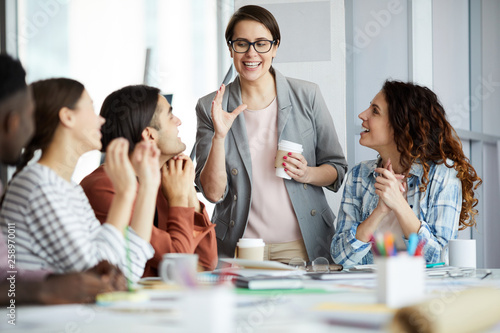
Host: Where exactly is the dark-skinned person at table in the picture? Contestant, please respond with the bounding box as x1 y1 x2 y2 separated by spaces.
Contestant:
0 54 126 305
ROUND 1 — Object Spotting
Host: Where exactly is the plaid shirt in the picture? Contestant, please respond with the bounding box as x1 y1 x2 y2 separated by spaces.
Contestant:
331 158 461 267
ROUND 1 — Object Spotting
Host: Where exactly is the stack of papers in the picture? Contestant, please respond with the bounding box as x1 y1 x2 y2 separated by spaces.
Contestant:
217 258 305 277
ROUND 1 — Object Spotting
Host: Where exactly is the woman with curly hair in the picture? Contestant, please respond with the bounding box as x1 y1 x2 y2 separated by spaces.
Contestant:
331 80 481 267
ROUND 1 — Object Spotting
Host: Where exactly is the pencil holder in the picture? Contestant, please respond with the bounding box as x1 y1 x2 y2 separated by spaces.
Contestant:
375 254 425 308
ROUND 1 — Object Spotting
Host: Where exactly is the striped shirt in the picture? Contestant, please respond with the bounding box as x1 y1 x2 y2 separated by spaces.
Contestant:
0 163 154 282
331 159 461 267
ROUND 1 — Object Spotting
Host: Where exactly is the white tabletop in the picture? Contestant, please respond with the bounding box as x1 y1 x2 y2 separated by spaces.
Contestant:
2 268 500 333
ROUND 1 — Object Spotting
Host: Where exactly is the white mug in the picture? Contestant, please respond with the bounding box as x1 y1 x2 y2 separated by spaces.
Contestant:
159 253 199 285
442 239 476 268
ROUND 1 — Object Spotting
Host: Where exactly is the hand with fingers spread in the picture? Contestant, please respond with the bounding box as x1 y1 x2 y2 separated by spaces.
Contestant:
131 141 161 189
374 158 406 213
211 84 247 139
282 152 310 183
161 155 195 207
104 138 137 196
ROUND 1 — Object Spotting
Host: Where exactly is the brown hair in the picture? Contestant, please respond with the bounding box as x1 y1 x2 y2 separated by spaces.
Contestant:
382 80 482 230
17 78 84 173
225 5 281 46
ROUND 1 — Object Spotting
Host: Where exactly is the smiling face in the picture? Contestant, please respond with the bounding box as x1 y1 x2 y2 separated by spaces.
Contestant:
73 89 105 153
358 90 397 155
229 19 278 85
151 94 185 162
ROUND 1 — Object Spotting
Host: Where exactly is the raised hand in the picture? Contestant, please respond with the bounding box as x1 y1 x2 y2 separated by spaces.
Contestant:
211 84 247 139
104 138 137 196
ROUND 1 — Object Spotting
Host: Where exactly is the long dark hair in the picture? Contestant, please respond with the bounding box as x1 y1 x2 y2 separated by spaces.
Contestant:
16 78 84 173
382 80 482 229
99 85 160 153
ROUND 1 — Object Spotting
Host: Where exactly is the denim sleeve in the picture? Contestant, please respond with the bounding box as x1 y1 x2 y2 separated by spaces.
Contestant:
331 171 372 267
417 167 461 264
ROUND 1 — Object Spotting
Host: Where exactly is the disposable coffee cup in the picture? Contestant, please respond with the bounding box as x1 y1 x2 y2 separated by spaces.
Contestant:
275 140 303 179
235 238 265 261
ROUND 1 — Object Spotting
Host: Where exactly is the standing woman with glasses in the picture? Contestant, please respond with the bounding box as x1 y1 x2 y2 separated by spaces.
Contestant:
195 5 347 264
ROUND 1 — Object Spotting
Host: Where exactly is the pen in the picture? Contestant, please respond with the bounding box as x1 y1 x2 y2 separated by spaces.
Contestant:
408 233 418 256
414 239 426 256
384 233 395 256
426 262 445 268
369 235 380 256
125 227 133 291
375 233 386 256
481 270 492 280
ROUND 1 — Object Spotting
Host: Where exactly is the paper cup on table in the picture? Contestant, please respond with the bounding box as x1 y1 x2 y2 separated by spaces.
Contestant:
235 238 265 261
275 140 303 179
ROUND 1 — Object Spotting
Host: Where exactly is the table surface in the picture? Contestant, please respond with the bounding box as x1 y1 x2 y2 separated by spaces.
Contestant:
2 268 500 333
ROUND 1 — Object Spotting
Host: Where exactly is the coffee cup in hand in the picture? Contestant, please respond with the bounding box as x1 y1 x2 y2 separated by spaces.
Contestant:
235 238 265 261
275 140 303 179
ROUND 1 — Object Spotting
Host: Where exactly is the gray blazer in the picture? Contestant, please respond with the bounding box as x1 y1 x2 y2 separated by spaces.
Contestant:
195 69 347 262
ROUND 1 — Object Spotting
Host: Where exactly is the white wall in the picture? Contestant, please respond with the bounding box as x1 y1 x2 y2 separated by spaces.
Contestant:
346 0 500 268
432 0 470 131
482 0 500 137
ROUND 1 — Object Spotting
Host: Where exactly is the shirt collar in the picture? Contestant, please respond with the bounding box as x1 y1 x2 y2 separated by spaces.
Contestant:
369 157 424 179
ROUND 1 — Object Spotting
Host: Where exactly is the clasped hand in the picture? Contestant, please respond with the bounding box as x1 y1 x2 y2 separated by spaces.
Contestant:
161 154 196 207
105 139 161 196
374 159 406 213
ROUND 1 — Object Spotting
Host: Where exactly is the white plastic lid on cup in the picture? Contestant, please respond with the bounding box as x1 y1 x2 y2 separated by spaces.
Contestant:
237 238 265 248
278 140 303 153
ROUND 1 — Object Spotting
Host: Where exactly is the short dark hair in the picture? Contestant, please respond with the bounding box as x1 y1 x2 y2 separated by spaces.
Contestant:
225 5 281 46
0 54 27 105
100 85 160 153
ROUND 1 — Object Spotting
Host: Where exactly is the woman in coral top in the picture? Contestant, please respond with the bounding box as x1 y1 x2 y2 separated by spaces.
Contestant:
81 85 217 276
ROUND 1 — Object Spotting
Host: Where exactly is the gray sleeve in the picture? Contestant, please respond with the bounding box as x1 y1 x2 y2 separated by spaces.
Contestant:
311 84 348 192
194 97 229 203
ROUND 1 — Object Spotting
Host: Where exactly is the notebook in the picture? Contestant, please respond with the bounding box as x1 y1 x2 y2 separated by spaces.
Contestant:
234 275 304 290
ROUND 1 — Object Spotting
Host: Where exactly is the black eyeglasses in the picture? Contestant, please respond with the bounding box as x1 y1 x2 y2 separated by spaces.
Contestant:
228 39 276 54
